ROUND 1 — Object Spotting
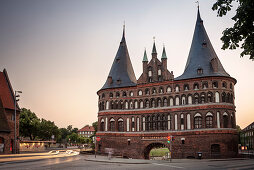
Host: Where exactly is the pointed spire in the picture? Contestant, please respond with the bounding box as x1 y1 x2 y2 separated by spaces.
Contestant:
152 37 157 54
161 45 167 59
143 49 148 62
101 26 137 90
175 6 230 80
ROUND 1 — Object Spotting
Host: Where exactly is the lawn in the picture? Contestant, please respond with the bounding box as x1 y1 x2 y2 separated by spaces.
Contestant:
149 148 169 157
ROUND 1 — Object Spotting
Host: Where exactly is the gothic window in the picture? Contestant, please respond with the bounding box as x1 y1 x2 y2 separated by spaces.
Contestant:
188 95 192 105
102 93 105 99
123 91 127 97
222 92 226 102
167 86 172 93
163 98 167 107
159 87 164 93
109 118 115 131
212 81 218 88
158 68 161 76
182 96 186 105
206 112 213 128
131 117 135 131
145 100 149 108
175 96 180 105
202 82 208 89
106 101 109 110
207 92 213 102
194 113 202 129
157 99 162 107
100 119 105 131
134 101 138 109
138 90 143 96
223 113 228 128
151 99 155 108
148 70 152 77
130 91 134 96
169 98 174 106
175 85 180 92
222 82 227 88
180 114 184 130
184 84 189 91
140 100 144 109
152 88 156 94
116 92 120 98
125 101 128 109
130 101 134 109
201 93 205 103
215 92 220 103
193 83 199 90
194 93 199 104
109 93 113 98
118 118 124 132
145 88 150 95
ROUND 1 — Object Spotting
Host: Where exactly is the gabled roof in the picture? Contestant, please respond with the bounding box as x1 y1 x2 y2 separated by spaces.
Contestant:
0 69 19 110
175 8 230 80
100 27 137 90
0 98 11 132
78 125 95 132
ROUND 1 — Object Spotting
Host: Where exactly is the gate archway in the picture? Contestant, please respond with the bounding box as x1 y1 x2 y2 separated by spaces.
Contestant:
144 142 168 159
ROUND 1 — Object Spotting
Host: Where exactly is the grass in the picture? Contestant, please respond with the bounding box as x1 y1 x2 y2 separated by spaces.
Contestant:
149 148 169 157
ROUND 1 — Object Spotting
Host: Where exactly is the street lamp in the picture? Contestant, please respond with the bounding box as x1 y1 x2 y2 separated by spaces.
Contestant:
14 90 22 154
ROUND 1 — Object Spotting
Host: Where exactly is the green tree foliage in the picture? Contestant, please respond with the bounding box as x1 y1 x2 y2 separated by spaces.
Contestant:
19 108 40 140
37 118 59 140
92 121 98 133
212 0 254 59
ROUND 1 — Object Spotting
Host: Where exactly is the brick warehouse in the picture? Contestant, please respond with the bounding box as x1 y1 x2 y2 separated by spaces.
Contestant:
96 8 238 159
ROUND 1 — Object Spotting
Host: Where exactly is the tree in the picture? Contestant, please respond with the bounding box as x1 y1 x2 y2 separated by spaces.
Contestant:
92 121 98 133
212 0 254 60
19 108 40 140
37 118 58 140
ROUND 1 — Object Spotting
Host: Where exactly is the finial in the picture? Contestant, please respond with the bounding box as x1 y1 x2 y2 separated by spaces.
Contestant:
153 36 155 42
195 1 199 8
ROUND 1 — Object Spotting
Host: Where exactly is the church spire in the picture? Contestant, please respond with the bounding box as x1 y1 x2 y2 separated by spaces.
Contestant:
143 49 148 62
152 38 157 54
101 26 137 90
175 7 230 80
161 45 167 59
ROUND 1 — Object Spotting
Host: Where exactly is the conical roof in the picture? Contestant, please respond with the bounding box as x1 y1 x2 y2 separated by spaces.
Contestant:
101 27 137 90
143 49 148 62
175 8 230 80
161 46 167 59
152 41 157 54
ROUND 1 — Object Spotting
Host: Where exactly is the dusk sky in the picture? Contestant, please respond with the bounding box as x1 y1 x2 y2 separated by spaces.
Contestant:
0 0 253 129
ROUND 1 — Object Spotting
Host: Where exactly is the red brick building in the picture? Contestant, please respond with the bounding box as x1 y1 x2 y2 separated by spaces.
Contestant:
78 125 95 138
0 69 20 154
96 8 238 159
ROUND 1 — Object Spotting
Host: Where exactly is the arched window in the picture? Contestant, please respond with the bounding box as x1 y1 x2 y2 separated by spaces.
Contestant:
109 118 115 131
180 114 184 130
193 83 199 90
131 117 135 131
151 99 155 108
174 114 178 130
222 82 227 88
129 91 134 97
123 91 127 97
215 92 220 103
202 82 208 89
206 112 213 128
102 93 105 98
227 93 230 103
230 83 233 89
175 96 180 105
140 100 144 109
106 101 109 110
167 86 172 93
188 95 192 105
170 98 174 106
182 84 188 91
182 96 186 105
145 88 150 95
116 92 120 98
194 113 202 129
138 90 143 96
222 92 226 102
145 100 149 108
152 88 156 94
167 115 171 130
134 101 138 109
223 112 228 128
201 93 205 103
125 101 128 109
187 114 191 129
100 119 105 131
207 92 213 102
159 87 164 93
175 85 180 92
110 101 114 109
194 93 199 104
163 98 167 107
137 117 140 131
157 99 162 107
213 81 218 88
142 117 146 131
118 118 124 132
109 92 113 98
129 101 134 109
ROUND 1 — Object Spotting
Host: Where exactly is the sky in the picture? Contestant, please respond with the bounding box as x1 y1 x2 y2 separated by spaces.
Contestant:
0 0 253 129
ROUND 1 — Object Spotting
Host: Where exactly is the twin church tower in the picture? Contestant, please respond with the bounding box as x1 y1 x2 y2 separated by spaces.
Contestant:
96 8 238 159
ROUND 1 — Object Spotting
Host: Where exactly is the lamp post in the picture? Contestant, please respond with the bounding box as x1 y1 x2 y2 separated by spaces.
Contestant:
14 90 22 154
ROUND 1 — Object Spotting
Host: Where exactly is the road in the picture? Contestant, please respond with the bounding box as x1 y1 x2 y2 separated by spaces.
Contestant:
0 154 254 170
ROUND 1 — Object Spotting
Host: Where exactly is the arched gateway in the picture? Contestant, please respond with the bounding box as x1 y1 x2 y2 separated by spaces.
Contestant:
144 142 168 160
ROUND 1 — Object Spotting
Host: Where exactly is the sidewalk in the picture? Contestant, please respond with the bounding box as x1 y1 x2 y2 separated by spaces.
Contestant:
81 154 250 164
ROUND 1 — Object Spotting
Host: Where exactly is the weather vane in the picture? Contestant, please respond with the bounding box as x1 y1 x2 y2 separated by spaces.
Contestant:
195 1 199 8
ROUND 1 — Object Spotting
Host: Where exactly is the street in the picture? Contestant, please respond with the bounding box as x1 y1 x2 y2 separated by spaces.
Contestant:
0 154 254 170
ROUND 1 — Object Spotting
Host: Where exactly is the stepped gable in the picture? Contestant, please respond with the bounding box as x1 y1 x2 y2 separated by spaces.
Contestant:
175 8 230 80
101 26 137 90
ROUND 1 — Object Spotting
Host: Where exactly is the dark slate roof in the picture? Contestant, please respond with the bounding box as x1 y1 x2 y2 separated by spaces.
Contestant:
143 49 148 62
152 41 157 54
101 27 137 90
161 46 167 59
175 8 230 80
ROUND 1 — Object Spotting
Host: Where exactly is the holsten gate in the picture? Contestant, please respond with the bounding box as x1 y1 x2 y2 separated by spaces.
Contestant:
96 8 238 159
